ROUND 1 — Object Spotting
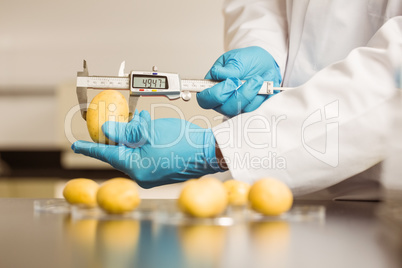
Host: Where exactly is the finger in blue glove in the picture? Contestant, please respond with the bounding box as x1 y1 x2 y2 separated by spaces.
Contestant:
199 46 282 117
197 76 265 117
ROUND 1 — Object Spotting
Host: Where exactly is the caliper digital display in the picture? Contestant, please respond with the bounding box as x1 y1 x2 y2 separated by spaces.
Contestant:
132 74 168 89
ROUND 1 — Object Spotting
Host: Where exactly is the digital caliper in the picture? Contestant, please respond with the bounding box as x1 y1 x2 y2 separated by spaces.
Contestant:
76 60 288 120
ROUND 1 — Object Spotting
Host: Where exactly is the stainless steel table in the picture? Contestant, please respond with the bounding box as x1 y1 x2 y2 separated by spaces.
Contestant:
0 198 400 268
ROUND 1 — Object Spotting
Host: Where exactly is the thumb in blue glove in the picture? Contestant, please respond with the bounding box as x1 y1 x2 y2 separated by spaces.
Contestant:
71 110 224 188
197 46 282 117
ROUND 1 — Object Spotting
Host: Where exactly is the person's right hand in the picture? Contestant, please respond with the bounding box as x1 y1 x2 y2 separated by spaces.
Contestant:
197 46 282 117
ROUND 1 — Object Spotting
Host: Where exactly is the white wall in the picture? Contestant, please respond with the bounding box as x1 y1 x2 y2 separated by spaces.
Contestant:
0 0 225 150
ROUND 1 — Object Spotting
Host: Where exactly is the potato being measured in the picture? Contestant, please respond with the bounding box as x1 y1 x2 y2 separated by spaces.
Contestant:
86 90 129 144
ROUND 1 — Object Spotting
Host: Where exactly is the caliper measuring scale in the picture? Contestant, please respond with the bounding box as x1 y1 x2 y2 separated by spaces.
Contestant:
76 60 290 120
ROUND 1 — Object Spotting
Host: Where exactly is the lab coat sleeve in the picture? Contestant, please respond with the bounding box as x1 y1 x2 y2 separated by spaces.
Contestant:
212 17 402 196
223 0 288 76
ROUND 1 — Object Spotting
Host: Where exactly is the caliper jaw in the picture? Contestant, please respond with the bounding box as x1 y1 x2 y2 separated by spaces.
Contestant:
76 60 89 120
128 95 140 121
77 60 139 121
119 61 139 121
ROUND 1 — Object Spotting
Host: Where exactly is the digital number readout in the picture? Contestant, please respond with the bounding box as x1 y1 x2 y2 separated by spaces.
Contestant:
132 75 168 89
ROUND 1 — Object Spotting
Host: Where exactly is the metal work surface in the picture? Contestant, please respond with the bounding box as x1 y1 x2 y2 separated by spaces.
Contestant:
0 198 400 268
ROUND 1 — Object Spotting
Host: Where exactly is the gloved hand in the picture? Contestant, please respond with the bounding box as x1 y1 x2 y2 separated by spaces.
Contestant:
197 46 282 117
71 110 222 188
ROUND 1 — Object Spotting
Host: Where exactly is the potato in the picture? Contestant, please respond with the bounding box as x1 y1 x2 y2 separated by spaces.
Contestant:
178 177 228 218
223 179 251 206
248 178 293 216
86 90 129 144
63 178 99 207
97 178 141 214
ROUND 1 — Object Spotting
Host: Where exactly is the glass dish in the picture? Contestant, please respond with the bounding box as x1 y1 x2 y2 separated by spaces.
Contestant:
34 199 325 225
33 199 71 214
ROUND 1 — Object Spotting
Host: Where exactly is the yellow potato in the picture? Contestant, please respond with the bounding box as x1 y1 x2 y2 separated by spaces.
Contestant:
223 179 251 206
177 179 198 215
86 90 129 144
97 178 141 214
178 177 228 218
248 178 293 216
63 178 99 207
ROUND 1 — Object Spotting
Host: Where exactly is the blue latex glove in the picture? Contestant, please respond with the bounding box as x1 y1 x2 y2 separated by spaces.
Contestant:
197 46 282 117
71 110 222 188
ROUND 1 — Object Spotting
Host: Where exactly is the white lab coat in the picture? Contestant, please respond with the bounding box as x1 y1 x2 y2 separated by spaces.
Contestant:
212 0 402 198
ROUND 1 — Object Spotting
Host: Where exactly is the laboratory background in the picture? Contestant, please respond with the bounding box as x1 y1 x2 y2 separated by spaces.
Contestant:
0 0 224 198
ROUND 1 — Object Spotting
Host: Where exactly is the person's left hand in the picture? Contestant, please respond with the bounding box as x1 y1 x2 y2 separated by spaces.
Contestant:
71 110 222 188
197 46 282 117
